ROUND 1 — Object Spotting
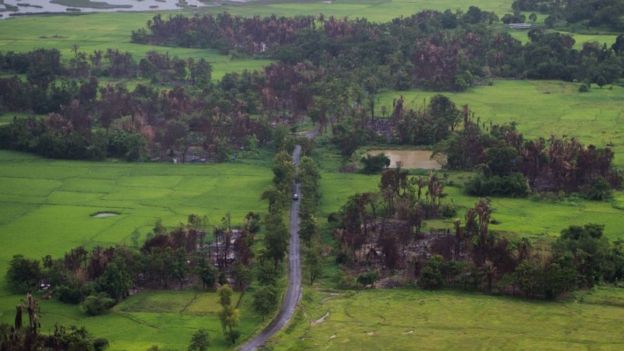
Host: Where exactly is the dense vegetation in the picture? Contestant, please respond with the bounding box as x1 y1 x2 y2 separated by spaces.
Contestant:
333 93 621 198
6 214 259 319
133 11 624 92
512 0 624 30
3 9 624 164
333 170 624 299
1 2 624 350
0 48 275 162
0 150 270 350
0 294 108 351
441 109 621 197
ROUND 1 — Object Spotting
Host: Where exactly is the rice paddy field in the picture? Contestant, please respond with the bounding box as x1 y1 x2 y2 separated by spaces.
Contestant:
269 288 624 350
0 150 272 350
1 1 624 350
0 12 272 80
317 167 624 241
0 0 616 81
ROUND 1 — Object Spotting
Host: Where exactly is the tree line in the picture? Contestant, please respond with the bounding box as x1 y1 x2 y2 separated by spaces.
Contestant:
298 154 323 285
440 107 622 198
5 213 259 319
0 48 275 161
133 9 624 92
512 0 624 30
415 200 624 299
332 169 624 299
251 150 295 320
329 93 620 199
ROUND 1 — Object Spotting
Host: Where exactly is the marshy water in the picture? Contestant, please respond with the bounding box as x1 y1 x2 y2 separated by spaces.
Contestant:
367 149 445 170
0 0 230 17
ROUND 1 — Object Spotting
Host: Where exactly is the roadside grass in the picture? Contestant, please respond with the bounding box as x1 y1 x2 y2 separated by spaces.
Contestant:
377 80 624 166
269 288 624 350
0 150 272 350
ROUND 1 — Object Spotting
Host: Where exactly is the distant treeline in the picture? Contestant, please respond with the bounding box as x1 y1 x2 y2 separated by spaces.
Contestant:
0 49 274 161
513 0 624 30
133 10 624 91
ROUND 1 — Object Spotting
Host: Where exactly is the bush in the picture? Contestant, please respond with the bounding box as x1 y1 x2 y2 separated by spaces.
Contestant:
81 293 115 316
466 173 529 197
579 83 590 92
356 271 378 287
419 255 444 290
252 284 278 317
93 338 110 351
335 271 357 289
6 255 41 293
440 203 457 218
56 284 83 304
188 329 210 351
361 153 390 174
224 329 241 345
581 177 612 201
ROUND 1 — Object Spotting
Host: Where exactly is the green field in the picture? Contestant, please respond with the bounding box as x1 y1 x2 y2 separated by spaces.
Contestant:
210 0 514 21
0 1 616 81
0 12 271 80
269 288 624 350
377 80 624 166
2 2 624 350
508 30 618 49
0 150 272 350
317 167 624 241
0 290 263 351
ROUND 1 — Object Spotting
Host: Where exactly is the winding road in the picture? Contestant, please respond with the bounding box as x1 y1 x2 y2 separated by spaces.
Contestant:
239 144 303 351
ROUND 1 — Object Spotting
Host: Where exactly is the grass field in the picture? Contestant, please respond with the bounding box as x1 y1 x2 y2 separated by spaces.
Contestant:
0 150 272 350
318 170 624 241
310 138 624 241
1 2 624 350
377 80 624 166
508 30 618 49
0 1 615 81
0 12 271 80
0 290 263 350
209 0 514 21
269 288 624 350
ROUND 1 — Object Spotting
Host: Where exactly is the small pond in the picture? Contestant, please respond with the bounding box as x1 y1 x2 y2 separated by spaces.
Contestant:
366 149 445 170
91 211 120 218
